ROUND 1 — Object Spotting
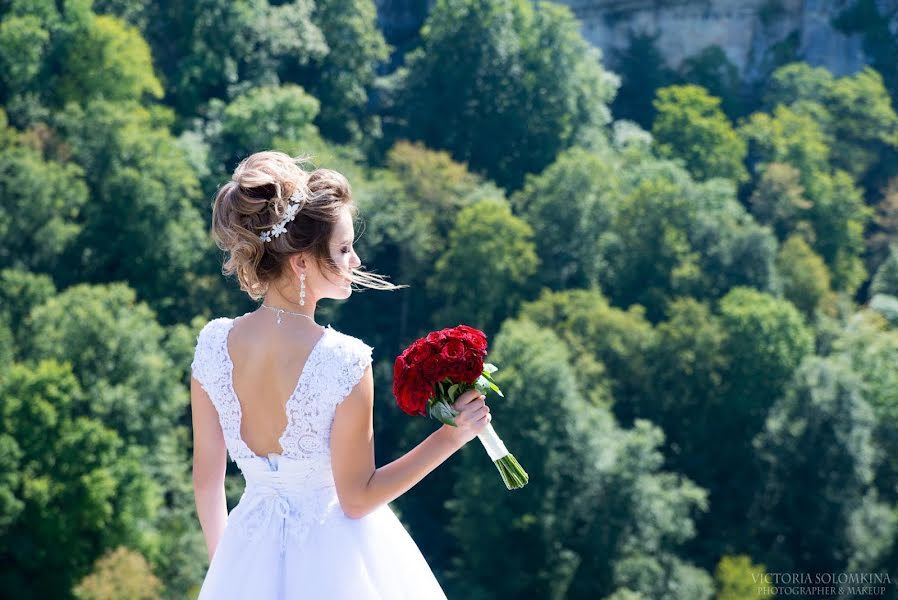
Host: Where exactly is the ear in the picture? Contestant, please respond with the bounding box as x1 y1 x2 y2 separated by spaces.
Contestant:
290 253 307 273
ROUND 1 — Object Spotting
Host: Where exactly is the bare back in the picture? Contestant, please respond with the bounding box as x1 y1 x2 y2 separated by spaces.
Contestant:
225 313 329 457
190 311 374 465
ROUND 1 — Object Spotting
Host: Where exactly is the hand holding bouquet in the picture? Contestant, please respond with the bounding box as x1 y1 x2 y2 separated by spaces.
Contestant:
393 325 529 490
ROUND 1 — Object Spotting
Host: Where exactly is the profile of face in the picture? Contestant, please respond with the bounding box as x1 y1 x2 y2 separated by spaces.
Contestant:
287 204 361 306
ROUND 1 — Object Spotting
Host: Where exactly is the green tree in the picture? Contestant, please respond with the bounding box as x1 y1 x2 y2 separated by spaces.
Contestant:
747 162 813 241
597 166 776 321
775 234 836 320
51 99 213 323
300 0 390 144
713 555 771 600
870 244 898 298
684 177 779 300
0 14 50 102
201 84 322 182
0 123 89 273
18 283 206 598
58 14 163 104
22 283 186 453
510 146 620 290
739 105 873 293
689 287 814 560
652 84 748 184
738 103 830 181
72 546 163 600
761 62 834 111
718 287 814 428
349 141 500 346
0 0 93 127
751 355 895 571
517 287 654 416
599 173 702 318
401 0 618 189
0 269 56 355
628 291 811 563
0 360 160 598
831 311 898 504
803 168 872 293
638 298 728 481
427 198 539 335
759 61 898 186
141 0 327 117
867 177 898 269
825 66 898 181
445 318 711 600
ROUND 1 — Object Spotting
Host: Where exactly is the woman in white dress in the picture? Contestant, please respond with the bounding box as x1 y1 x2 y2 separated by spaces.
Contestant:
190 151 492 599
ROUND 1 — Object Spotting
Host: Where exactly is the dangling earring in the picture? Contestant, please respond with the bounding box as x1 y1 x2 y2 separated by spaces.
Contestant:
299 272 306 306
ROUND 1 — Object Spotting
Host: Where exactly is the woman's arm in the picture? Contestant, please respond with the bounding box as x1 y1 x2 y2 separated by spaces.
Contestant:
330 365 489 519
190 375 229 561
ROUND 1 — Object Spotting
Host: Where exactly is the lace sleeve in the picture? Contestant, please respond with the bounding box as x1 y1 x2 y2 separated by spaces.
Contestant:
190 320 215 394
333 337 374 407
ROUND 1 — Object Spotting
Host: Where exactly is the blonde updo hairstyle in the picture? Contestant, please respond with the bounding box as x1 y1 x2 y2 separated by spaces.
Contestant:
211 151 405 301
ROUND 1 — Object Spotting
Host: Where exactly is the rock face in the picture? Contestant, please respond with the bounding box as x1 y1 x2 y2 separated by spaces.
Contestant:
375 0 897 81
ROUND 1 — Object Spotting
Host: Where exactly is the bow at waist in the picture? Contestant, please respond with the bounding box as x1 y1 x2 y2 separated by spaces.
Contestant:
235 483 341 553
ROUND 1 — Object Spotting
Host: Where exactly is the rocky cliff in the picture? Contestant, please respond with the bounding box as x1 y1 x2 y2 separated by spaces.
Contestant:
375 0 898 81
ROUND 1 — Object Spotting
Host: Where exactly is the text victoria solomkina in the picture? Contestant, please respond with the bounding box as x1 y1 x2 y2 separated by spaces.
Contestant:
752 572 893 597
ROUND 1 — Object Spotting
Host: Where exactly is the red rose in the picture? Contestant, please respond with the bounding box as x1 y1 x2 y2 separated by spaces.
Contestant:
408 340 434 365
394 353 407 382
425 330 448 347
460 349 485 382
451 325 488 353
394 325 493 418
420 354 444 380
395 367 428 415
440 338 466 362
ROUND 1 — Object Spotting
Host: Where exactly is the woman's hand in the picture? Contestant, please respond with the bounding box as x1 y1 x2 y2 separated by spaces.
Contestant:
439 389 491 448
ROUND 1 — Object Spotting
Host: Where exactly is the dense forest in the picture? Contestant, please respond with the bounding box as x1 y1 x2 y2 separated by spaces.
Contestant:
1 0 897 598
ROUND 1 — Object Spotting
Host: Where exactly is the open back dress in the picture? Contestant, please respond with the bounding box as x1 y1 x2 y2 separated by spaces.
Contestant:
190 313 448 599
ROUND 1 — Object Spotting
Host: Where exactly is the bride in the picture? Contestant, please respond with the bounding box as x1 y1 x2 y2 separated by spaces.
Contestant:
190 150 491 598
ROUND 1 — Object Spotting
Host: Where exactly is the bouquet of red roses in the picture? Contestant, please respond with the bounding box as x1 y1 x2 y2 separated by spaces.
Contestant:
393 324 528 490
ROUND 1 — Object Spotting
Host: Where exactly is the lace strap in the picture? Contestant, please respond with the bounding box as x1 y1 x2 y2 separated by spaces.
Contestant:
190 318 223 394
332 335 374 407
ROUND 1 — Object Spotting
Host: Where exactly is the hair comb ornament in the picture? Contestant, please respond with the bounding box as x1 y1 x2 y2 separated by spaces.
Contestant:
259 189 303 243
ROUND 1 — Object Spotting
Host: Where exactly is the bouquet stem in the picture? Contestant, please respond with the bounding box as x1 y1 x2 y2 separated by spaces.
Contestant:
477 423 529 490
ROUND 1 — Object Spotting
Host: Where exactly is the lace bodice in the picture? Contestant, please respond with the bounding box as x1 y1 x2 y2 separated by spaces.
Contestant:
191 314 374 552
190 314 374 465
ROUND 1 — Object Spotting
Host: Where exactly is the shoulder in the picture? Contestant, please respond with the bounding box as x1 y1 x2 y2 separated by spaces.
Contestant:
324 327 374 403
190 317 233 378
194 317 232 350
325 326 374 365
197 316 233 338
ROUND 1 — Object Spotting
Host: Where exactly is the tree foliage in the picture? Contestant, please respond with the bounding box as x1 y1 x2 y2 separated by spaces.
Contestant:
652 84 748 184
1 0 897 596
400 0 618 189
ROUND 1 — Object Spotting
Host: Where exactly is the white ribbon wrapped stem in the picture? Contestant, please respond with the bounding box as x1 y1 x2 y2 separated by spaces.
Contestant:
477 423 509 461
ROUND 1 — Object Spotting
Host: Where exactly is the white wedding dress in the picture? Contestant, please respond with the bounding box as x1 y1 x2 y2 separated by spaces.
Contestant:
190 314 448 599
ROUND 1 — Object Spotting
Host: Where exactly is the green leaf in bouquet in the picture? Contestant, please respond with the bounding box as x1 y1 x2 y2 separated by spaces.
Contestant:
483 363 498 374
488 380 504 397
447 383 461 402
474 375 492 395
429 399 460 426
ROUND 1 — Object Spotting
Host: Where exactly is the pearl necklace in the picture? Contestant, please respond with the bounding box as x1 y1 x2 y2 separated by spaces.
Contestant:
260 303 319 326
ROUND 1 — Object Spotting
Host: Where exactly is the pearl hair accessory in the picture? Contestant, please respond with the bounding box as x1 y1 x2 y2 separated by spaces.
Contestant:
259 189 304 243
